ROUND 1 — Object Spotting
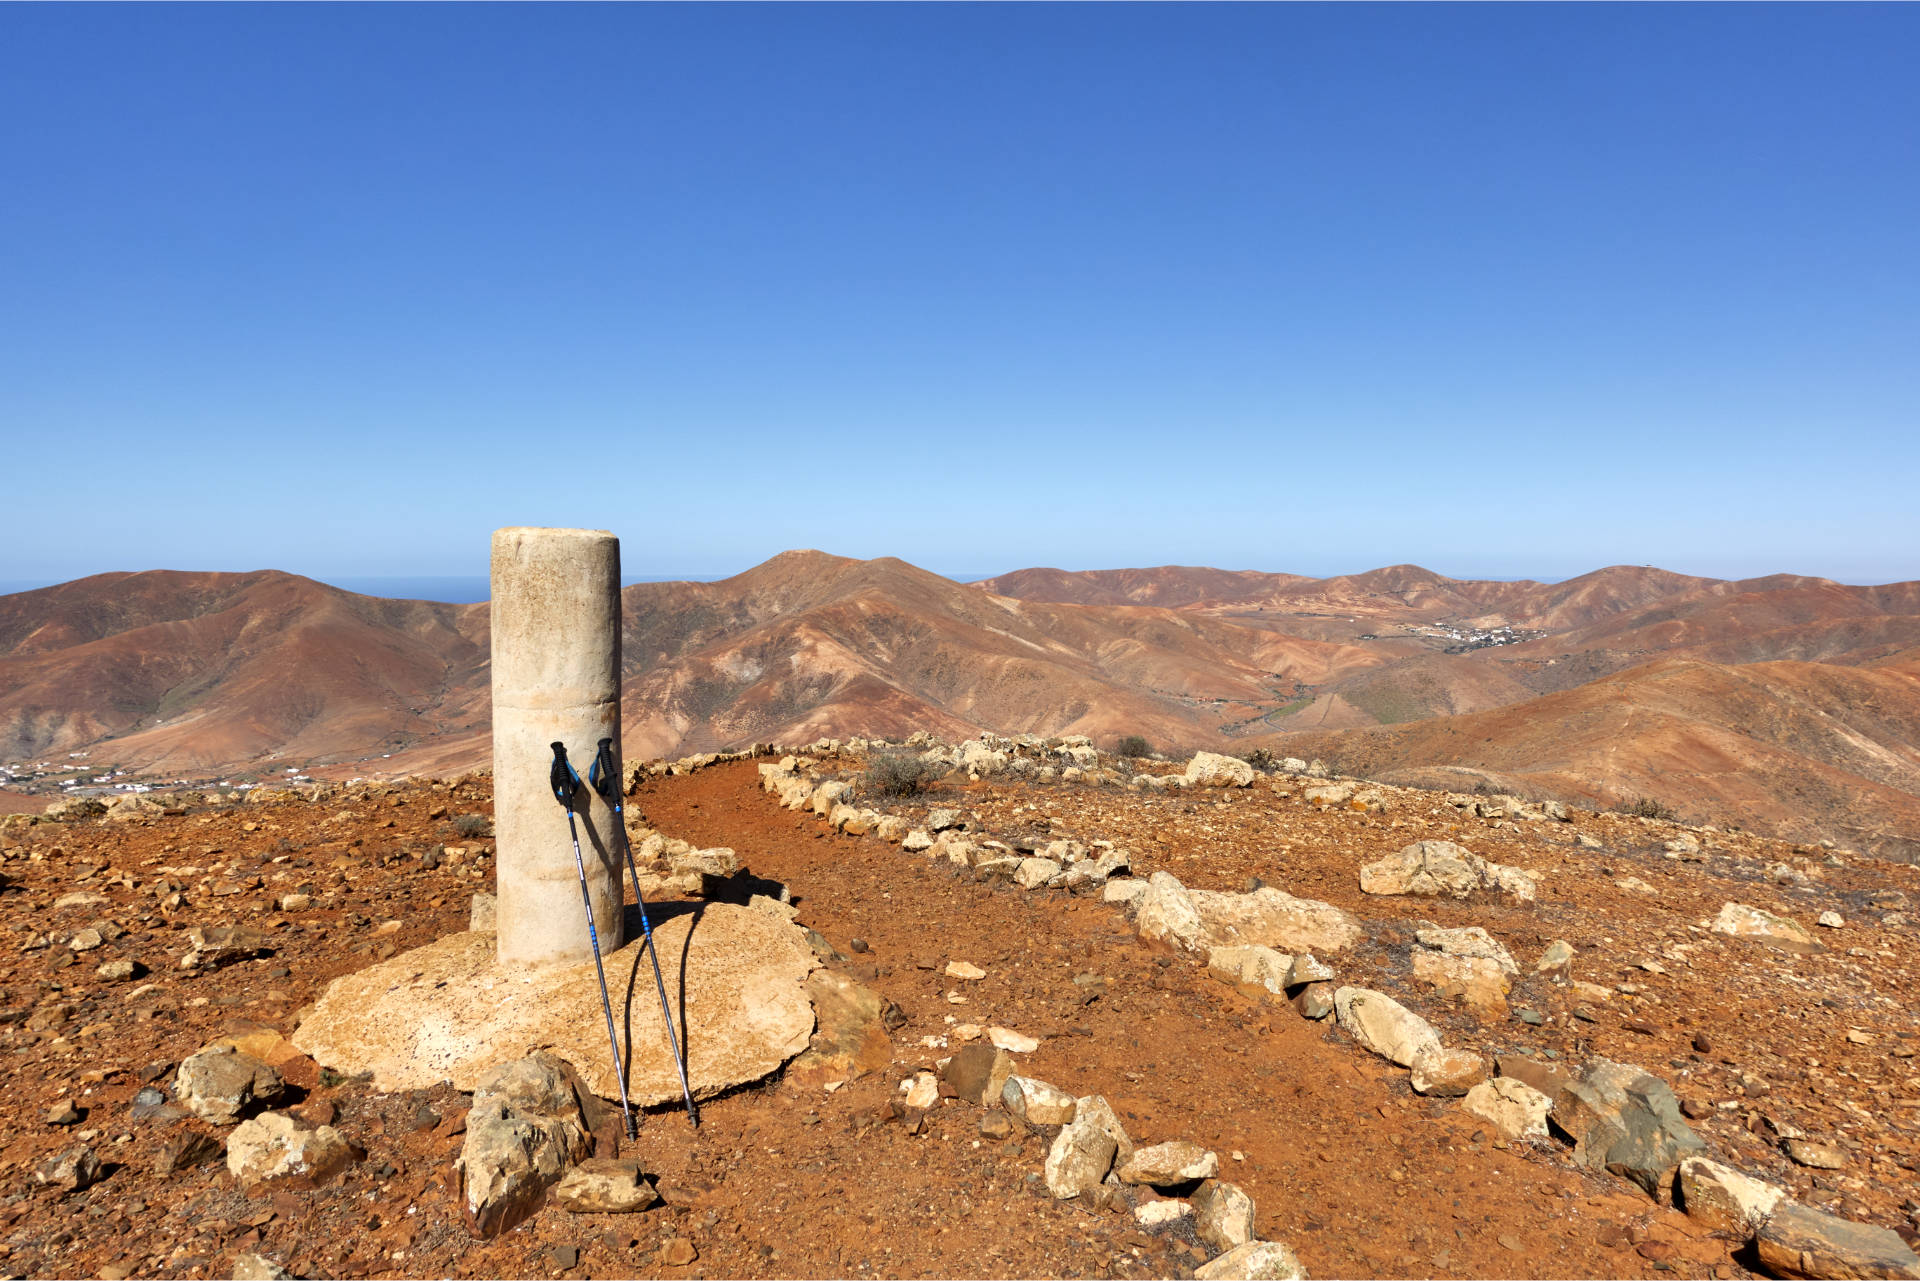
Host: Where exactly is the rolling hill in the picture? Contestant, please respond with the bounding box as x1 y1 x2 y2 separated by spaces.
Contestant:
3 553 1917 856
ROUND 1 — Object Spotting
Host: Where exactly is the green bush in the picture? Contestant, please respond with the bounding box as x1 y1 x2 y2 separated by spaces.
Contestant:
1115 734 1152 758
861 751 941 799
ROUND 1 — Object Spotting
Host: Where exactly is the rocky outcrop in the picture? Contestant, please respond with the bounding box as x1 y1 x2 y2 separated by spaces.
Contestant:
1358 841 1537 902
787 970 903 1086
1711 903 1821 954
1552 1058 1705 1199
1185 752 1255 788
1676 1157 1787 1237
1136 872 1207 951
1189 887 1362 955
1755 1202 1920 1280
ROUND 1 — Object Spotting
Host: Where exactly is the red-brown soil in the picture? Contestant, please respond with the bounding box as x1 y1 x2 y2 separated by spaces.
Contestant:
3 758 1913 1279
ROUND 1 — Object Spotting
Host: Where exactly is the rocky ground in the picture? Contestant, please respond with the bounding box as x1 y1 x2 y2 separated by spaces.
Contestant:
0 741 1916 1280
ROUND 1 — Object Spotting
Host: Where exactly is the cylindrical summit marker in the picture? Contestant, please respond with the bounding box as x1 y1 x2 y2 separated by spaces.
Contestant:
490 527 624 968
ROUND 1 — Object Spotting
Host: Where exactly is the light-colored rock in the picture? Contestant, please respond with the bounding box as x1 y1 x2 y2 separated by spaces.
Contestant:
944 960 986 980
1410 1045 1489 1097
1711 903 1820 953
1359 840 1536 902
902 1071 940 1110
33 1144 102 1193
1333 987 1440 1067
1817 910 1845 928
1462 1077 1552 1141
1193 1240 1310 1280
227 1112 354 1187
1190 887 1362 955
175 1046 286 1125
1286 953 1334 987
1015 857 1062 889
1002 1076 1077 1126
1677 1157 1787 1236
1193 1179 1257 1251
231 1253 292 1280
988 1026 1039 1054
1045 1109 1119 1198
1118 1140 1219 1187
457 1052 597 1237
789 968 902 1086
1186 752 1255 788
1074 1094 1135 1165
292 904 817 1103
1134 1199 1191 1226
901 829 934 852
552 1156 660 1213
1785 1139 1847 1170
1104 878 1150 906
1207 945 1294 996
468 892 496 932
1535 938 1575 981
1136 872 1206 951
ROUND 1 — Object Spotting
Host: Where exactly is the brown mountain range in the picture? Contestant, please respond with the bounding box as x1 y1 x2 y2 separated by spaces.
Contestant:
3 554 1916 857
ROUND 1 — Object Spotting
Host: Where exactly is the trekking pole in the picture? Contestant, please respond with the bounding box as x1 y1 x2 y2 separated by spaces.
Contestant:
591 737 700 1127
549 742 637 1140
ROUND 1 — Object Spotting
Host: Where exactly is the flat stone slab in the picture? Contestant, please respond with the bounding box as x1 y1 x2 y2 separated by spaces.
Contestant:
292 902 818 1103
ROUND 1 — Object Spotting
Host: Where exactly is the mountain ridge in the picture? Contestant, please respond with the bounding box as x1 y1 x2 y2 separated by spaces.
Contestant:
4 553 1917 857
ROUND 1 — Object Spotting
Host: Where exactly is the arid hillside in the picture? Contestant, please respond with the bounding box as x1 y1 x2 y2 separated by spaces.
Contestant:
0 572 490 774
3 555 1918 854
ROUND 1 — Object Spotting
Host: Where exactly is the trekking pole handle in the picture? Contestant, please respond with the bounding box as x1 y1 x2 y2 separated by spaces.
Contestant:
550 742 581 807
589 737 619 803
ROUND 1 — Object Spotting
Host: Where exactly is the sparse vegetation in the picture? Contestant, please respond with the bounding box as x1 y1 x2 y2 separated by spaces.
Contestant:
860 750 941 798
1625 795 1679 821
1115 734 1152 758
452 812 491 837
1240 747 1276 770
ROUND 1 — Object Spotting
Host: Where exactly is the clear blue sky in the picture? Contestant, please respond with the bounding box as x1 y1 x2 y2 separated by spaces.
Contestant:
3 4 1916 589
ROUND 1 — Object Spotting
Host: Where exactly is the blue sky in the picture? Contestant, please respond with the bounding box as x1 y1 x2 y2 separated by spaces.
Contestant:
3 4 1916 589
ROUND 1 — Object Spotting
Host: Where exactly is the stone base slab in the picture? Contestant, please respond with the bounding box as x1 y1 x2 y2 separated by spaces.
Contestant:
292 901 818 1105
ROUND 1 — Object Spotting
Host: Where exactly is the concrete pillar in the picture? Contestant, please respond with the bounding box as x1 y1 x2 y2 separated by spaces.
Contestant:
490 527 624 969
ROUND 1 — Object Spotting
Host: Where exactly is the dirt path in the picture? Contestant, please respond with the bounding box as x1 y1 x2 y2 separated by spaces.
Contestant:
631 761 1735 1280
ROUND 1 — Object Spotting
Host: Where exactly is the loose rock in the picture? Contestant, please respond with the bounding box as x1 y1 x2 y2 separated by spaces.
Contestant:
226 1112 354 1187
1117 1140 1219 1187
175 1046 286 1125
1193 1179 1258 1251
1462 1077 1553 1141
1192 1240 1310 1280
552 1157 661 1213
1334 987 1441 1067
